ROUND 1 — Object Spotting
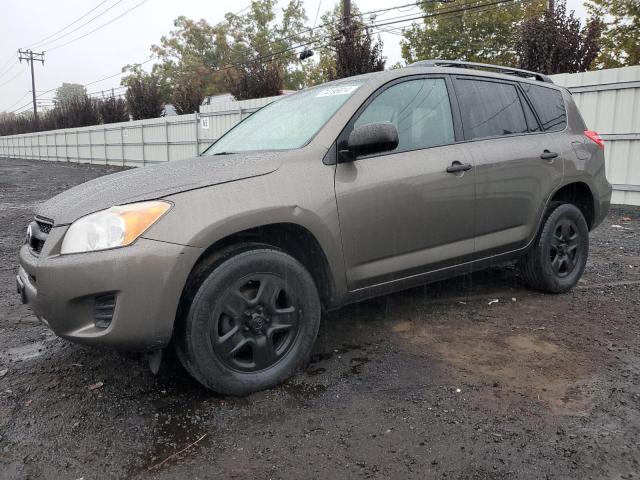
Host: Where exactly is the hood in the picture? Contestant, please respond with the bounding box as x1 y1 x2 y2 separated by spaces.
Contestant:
36 152 282 225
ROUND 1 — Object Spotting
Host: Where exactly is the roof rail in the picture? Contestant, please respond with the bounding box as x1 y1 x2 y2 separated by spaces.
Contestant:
410 59 554 84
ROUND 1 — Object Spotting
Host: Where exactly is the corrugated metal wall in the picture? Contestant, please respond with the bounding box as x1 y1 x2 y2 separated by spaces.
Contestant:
551 66 640 206
0 95 278 167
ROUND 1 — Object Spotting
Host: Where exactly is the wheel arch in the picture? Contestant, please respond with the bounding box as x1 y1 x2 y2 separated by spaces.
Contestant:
548 181 595 229
178 222 338 314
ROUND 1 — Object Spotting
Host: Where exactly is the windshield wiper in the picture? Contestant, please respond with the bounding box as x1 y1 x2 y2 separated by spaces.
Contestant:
212 151 234 155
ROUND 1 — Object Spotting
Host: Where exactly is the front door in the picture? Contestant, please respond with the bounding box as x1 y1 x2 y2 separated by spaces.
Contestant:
334 77 476 290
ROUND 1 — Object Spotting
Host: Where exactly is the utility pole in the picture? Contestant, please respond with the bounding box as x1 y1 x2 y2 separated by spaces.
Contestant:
342 0 351 36
18 49 45 123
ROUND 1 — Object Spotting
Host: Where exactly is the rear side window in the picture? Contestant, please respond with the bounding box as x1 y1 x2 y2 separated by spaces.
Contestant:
520 93 541 132
353 78 455 152
454 79 528 140
520 83 567 132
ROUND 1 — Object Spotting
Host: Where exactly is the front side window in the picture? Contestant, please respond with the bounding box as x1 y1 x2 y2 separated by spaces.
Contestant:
352 78 455 153
204 80 365 154
455 79 528 140
520 83 567 132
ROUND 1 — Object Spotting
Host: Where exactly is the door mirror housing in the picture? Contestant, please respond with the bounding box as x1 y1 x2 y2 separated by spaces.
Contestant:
340 122 399 161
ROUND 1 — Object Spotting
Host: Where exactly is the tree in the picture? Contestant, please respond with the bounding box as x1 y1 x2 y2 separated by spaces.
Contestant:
401 0 546 67
330 16 385 79
586 0 640 67
121 65 164 120
151 16 231 101
224 0 308 99
517 0 603 74
226 61 282 99
298 2 385 85
171 74 206 114
53 83 87 108
98 95 129 124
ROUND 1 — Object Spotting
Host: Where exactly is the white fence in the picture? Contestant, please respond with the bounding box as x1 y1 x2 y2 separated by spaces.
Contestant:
551 66 640 206
1 68 639 205
0 96 277 167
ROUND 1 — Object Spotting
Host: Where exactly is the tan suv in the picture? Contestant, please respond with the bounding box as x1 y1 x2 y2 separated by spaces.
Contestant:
17 61 611 394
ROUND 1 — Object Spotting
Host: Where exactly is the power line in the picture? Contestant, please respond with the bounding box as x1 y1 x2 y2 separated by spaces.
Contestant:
9 56 155 114
0 60 20 81
0 66 26 88
26 0 113 49
365 0 524 30
8 0 525 116
0 57 18 79
2 91 31 112
33 0 127 50
46 0 149 52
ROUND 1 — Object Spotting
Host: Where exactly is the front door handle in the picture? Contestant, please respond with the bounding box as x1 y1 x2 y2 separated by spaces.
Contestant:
540 150 559 160
446 161 472 173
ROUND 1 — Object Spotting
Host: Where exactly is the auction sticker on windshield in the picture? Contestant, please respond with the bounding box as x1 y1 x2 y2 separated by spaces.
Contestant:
316 85 360 97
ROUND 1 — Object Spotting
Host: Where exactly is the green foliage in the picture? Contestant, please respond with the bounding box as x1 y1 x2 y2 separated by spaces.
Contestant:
586 0 640 67
53 83 88 108
171 74 207 115
301 2 385 85
98 95 129 124
151 15 231 100
121 65 165 120
401 0 546 67
0 95 102 135
224 0 308 99
517 0 603 74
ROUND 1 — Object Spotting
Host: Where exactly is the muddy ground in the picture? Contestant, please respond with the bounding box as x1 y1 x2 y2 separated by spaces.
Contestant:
0 157 638 480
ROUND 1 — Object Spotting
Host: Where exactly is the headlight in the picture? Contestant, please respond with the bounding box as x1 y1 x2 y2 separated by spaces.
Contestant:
60 201 172 254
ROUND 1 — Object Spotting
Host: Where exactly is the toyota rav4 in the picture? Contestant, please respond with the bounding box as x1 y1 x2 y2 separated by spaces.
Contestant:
17 60 611 395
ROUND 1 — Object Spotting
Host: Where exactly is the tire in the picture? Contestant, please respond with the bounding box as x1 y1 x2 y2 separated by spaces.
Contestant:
518 203 589 293
175 245 321 395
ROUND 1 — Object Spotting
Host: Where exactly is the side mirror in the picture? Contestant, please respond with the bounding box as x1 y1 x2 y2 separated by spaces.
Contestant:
340 122 399 161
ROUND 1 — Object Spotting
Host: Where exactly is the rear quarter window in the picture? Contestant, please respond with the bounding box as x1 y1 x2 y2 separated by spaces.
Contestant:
454 78 529 140
520 83 567 132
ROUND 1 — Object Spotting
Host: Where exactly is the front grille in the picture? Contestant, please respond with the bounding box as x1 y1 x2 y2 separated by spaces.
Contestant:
94 294 116 329
28 217 53 254
36 220 52 234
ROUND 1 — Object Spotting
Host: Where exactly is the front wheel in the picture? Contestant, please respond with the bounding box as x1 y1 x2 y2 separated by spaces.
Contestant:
519 203 589 293
176 246 321 395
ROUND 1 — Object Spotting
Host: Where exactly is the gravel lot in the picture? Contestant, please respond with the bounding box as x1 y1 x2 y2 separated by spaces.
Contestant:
0 157 639 480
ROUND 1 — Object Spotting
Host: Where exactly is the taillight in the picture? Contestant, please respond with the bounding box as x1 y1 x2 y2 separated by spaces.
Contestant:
584 130 604 149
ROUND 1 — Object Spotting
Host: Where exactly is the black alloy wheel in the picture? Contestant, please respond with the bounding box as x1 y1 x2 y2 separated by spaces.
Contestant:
212 273 301 372
519 202 589 293
548 217 582 278
176 245 321 395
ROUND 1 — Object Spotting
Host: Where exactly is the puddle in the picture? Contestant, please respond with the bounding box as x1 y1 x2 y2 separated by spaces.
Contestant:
139 396 212 473
348 356 370 375
309 343 363 364
283 381 327 400
1 341 47 362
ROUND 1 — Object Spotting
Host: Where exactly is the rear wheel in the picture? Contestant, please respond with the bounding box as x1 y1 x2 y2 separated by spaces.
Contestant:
176 246 321 395
519 203 589 293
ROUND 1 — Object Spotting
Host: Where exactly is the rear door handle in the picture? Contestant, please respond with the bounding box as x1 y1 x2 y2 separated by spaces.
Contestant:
540 150 559 160
446 161 472 173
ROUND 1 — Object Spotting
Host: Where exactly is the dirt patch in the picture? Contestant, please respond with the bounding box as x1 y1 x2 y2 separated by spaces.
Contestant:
392 319 594 416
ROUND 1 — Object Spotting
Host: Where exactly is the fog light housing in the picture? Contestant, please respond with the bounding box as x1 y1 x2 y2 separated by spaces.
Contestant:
94 293 116 329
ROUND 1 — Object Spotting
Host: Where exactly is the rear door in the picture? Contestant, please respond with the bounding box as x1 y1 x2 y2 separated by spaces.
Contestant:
452 76 564 257
334 76 476 290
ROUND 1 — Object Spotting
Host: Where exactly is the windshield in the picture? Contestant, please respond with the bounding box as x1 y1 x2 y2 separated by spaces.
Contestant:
204 80 365 155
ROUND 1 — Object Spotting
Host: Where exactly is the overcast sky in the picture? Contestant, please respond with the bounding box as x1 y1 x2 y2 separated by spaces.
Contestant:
0 0 589 113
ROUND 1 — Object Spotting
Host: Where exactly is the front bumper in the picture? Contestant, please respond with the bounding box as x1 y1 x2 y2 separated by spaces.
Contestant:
17 229 202 351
